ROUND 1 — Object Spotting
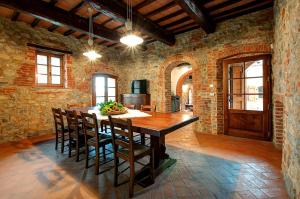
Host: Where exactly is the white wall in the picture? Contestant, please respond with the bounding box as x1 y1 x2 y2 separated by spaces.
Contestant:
170 64 192 95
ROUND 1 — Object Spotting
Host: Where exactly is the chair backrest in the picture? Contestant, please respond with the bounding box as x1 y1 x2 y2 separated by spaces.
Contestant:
80 112 99 144
65 110 80 137
52 108 65 132
141 104 156 112
108 115 134 160
124 104 135 109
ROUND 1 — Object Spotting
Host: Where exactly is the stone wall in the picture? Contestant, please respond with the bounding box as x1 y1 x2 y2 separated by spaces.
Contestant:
273 0 300 198
114 8 273 134
0 17 120 143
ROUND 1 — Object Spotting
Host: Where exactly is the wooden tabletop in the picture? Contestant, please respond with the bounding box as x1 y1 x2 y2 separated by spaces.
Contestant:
71 107 199 137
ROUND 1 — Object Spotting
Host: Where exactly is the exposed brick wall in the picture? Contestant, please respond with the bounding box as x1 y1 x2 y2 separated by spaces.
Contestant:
0 17 119 143
273 0 300 198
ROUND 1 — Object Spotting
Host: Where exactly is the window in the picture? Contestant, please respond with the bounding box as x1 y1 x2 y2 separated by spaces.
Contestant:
36 52 63 86
93 74 117 105
227 60 264 111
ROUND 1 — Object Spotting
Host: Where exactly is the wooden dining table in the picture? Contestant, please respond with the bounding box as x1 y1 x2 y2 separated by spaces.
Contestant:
70 106 199 185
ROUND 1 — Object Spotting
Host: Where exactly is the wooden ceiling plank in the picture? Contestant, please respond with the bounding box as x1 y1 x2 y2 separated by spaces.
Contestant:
31 18 40 27
213 0 271 17
0 0 120 42
85 0 175 45
145 1 177 17
162 16 191 29
69 1 86 13
174 0 215 33
11 10 20 21
207 0 243 12
63 29 76 36
154 10 185 23
214 1 273 22
134 0 156 10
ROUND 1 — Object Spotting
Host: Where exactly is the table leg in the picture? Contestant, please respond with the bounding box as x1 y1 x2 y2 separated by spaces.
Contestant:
150 135 169 168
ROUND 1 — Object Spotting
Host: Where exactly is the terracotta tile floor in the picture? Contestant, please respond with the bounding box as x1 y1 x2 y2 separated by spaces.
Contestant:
0 125 289 199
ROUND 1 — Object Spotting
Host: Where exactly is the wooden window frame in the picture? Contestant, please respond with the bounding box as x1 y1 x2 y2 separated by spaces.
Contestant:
35 51 64 88
92 73 118 106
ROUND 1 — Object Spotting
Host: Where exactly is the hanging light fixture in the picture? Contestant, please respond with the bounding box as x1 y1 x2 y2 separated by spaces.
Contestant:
83 6 102 60
120 0 144 47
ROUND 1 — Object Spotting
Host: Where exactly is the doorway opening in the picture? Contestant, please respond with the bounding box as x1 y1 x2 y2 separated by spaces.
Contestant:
170 63 193 112
223 55 271 140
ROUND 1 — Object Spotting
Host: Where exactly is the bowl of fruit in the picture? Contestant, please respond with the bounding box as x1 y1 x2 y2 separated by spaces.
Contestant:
98 100 127 115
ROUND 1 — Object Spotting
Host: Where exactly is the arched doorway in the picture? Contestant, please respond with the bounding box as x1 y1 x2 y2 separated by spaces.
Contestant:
175 69 193 111
157 54 199 113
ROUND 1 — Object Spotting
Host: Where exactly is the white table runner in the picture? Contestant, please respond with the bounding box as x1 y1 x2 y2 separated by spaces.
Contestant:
87 109 152 120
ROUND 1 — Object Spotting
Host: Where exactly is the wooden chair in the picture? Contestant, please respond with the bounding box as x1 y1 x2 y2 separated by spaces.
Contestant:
124 104 136 109
140 104 156 112
140 105 156 145
81 112 113 175
65 110 85 162
109 116 154 198
52 108 69 153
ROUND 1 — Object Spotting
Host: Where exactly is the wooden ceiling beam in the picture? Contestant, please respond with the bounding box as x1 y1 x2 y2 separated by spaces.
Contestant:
69 1 86 13
31 18 40 27
155 10 185 24
11 11 20 21
85 0 175 45
207 0 243 12
0 0 120 42
214 1 273 22
134 0 156 10
145 1 177 17
174 0 215 33
212 0 272 18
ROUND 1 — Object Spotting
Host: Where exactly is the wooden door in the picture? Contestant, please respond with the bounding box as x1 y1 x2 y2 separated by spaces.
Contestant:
223 55 271 140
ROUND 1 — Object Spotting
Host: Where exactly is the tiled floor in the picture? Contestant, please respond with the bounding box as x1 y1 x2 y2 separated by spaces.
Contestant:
0 125 289 199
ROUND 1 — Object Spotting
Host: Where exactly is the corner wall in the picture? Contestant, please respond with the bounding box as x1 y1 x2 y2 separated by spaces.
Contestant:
0 17 119 143
273 0 300 198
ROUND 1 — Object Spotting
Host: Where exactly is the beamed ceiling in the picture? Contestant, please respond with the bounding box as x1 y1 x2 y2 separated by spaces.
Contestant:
0 0 273 49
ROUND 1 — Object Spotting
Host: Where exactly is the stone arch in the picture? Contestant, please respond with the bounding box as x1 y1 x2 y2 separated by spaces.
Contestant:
157 54 199 113
176 69 193 98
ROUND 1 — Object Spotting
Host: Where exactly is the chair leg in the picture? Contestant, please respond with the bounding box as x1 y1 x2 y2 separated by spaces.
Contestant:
68 138 72 158
140 134 145 145
55 131 58 150
129 161 135 198
76 140 79 162
95 147 100 175
85 144 89 169
102 145 106 160
113 157 119 186
61 132 64 153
